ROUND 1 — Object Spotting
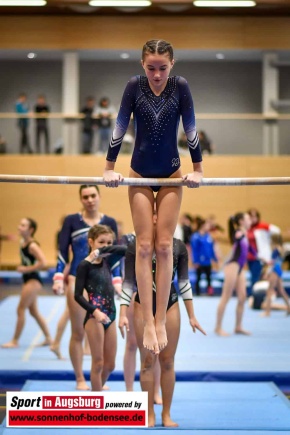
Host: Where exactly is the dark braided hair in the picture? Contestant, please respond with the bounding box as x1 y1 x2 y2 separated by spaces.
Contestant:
142 39 174 61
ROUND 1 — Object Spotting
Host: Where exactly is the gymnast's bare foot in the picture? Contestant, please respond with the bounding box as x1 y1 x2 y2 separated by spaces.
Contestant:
154 394 162 405
260 312 270 317
235 328 251 335
155 322 167 351
215 328 230 337
50 345 65 360
148 411 156 427
143 323 159 355
102 384 110 390
76 381 90 391
162 412 179 427
1 340 19 348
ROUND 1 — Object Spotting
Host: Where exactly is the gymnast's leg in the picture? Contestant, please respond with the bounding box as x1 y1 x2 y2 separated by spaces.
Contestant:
154 185 182 350
235 270 251 335
128 178 156 353
215 262 239 336
2 279 51 348
123 294 138 391
134 301 158 427
159 302 180 427
67 276 89 390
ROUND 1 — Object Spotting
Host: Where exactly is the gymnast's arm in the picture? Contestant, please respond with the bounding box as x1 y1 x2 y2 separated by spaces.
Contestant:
179 77 203 185
74 261 97 314
105 244 127 296
106 244 128 284
52 216 72 294
55 216 72 274
177 240 206 335
102 244 128 265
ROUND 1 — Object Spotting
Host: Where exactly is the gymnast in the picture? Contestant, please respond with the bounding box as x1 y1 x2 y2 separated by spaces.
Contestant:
103 39 203 354
2 218 51 348
74 225 127 391
215 212 253 337
119 205 206 427
261 234 290 316
248 264 290 313
120 231 162 404
52 185 120 390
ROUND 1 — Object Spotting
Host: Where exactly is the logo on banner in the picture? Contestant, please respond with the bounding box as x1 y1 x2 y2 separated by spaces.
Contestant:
6 392 148 428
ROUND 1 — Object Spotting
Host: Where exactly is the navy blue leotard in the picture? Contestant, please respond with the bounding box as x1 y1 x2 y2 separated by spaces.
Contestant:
106 75 202 179
55 213 118 277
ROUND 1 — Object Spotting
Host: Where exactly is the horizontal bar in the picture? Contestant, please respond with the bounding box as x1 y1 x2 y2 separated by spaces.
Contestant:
0 174 290 186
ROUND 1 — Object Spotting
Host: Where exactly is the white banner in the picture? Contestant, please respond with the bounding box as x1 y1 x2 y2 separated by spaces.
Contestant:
6 391 148 428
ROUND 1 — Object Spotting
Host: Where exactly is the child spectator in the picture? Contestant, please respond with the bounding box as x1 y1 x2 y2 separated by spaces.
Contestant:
262 234 290 316
190 219 217 296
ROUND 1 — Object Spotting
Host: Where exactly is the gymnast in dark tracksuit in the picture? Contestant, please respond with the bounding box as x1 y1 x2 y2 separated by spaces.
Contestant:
103 39 203 355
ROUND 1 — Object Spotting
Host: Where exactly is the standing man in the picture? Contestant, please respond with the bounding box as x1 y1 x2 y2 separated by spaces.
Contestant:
81 97 95 154
34 95 50 154
94 97 115 154
15 93 32 154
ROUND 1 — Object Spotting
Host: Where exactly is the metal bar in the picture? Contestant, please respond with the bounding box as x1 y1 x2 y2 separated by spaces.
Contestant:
0 174 290 186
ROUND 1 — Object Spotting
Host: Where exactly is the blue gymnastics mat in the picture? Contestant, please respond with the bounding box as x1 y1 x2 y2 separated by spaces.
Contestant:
1 296 290 390
1 380 290 433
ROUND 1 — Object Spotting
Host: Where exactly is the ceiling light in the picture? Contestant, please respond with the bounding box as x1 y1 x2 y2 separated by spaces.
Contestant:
120 53 130 59
89 1 151 6
27 52 37 59
194 0 255 7
0 0 46 5
216 53 225 59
